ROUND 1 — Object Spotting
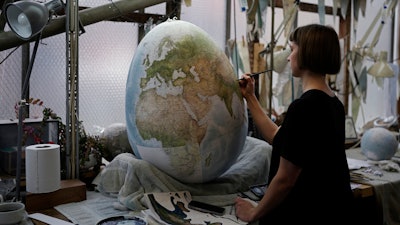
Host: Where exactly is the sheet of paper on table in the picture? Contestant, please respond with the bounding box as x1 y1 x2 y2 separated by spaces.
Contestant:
347 158 371 170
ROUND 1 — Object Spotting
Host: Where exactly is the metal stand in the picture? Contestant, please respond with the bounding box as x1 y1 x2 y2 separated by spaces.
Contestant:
15 34 41 202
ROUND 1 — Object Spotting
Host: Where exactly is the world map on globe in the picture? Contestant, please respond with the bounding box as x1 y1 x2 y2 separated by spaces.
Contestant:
125 19 248 183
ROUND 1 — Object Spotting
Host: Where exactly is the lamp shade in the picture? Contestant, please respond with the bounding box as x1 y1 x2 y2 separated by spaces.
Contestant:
5 0 64 40
267 48 291 73
367 51 394 77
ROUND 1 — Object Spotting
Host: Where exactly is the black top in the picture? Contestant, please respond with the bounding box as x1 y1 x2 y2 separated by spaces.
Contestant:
262 90 354 224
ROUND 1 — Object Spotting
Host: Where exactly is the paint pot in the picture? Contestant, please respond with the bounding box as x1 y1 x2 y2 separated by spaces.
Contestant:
0 202 25 225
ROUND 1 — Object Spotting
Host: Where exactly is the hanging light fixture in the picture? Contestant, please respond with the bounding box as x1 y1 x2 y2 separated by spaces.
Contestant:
367 51 394 77
267 47 291 73
5 0 64 40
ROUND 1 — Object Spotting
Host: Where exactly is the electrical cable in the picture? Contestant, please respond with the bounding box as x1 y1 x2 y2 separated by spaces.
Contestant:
0 46 20 65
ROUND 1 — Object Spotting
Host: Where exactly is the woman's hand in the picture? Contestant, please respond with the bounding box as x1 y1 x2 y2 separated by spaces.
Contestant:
235 197 258 222
238 74 256 99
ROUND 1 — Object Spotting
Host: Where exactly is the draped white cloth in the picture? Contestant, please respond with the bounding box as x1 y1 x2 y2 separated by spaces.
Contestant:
94 136 272 211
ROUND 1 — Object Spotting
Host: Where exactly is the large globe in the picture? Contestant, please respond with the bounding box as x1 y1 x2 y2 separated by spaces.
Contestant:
361 127 398 161
125 19 248 183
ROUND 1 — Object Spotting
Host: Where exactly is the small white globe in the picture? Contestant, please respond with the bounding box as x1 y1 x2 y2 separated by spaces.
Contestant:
361 127 398 161
100 123 133 161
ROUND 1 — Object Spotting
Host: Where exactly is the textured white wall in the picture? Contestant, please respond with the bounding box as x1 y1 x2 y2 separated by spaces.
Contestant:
0 0 397 135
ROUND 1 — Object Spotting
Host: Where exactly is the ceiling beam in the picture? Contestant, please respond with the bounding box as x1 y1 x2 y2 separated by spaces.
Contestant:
275 0 342 17
0 0 171 51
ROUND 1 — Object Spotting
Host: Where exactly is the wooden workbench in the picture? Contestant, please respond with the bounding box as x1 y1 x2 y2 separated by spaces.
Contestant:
347 147 400 225
26 182 376 224
25 179 86 224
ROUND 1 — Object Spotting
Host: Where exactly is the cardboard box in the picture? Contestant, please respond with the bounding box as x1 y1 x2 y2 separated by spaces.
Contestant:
0 147 25 175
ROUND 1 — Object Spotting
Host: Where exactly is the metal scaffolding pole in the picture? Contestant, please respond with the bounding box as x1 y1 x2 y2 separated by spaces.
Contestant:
65 0 80 179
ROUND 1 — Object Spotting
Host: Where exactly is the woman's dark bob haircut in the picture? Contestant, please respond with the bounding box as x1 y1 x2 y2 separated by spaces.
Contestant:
289 24 341 75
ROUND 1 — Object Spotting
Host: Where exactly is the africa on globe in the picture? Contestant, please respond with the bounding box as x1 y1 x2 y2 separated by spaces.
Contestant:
125 18 248 183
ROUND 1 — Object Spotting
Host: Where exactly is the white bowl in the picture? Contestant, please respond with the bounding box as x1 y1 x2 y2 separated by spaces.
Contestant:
0 202 25 225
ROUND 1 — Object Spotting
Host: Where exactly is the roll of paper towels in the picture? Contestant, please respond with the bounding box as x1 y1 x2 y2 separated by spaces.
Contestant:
25 144 61 193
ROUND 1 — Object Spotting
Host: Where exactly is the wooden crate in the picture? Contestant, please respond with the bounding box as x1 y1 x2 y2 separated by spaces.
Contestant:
26 179 86 212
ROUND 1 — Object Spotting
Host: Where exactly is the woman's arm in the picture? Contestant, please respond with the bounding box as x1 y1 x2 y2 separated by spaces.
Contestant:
239 74 278 144
245 94 279 144
235 157 302 222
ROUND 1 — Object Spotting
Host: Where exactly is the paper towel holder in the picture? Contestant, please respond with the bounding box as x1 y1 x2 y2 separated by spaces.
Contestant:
4 0 64 201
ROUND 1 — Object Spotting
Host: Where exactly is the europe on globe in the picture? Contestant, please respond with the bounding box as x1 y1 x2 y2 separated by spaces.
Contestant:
125 18 248 183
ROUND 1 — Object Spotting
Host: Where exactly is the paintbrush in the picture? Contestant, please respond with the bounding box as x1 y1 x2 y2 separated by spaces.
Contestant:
238 69 272 80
